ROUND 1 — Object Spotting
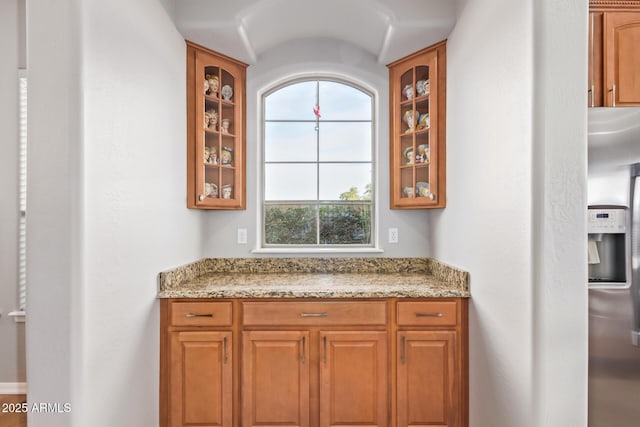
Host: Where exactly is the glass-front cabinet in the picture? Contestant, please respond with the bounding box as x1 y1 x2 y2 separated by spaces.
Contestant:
187 41 247 209
388 41 446 209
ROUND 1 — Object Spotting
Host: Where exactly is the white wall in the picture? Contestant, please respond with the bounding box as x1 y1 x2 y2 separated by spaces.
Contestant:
0 0 26 385
202 38 432 258
531 0 587 424
430 0 588 425
27 1 82 424
27 0 203 425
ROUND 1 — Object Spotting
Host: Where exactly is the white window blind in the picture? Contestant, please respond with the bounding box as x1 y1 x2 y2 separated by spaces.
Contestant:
18 71 27 311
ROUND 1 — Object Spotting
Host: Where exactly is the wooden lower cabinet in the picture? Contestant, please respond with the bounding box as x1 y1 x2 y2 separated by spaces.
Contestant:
397 331 457 427
168 330 232 427
160 298 468 427
242 331 310 427
320 331 388 427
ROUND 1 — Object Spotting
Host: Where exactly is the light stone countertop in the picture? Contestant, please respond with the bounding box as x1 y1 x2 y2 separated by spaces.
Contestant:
158 258 470 299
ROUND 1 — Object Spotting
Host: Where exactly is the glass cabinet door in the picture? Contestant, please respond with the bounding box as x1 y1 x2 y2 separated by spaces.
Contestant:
188 42 246 210
389 42 445 209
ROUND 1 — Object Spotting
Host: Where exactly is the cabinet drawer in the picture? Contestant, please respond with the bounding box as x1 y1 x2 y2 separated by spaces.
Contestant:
171 301 233 326
242 301 387 326
397 301 457 326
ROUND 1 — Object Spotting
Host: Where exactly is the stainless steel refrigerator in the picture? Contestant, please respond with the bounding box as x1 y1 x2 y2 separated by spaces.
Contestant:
588 167 640 426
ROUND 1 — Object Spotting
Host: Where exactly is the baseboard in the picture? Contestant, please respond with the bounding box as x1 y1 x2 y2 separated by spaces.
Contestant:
0 382 27 394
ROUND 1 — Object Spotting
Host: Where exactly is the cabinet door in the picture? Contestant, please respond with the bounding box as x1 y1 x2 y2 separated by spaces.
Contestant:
397 331 457 427
169 331 232 427
319 331 387 427
242 331 310 427
589 12 604 107
187 42 246 209
388 42 446 209
604 12 640 106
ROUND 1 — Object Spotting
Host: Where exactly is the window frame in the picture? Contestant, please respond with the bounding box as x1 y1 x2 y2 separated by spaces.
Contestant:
8 69 28 323
256 76 381 253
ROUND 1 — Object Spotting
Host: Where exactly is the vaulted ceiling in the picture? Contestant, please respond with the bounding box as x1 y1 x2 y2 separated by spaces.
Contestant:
174 0 457 64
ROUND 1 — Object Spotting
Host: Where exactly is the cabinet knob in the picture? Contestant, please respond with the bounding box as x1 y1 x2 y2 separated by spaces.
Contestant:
429 193 436 201
199 194 205 201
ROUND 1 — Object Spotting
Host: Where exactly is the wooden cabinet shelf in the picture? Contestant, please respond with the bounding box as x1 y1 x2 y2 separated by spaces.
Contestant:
186 41 247 209
388 41 446 209
160 297 469 427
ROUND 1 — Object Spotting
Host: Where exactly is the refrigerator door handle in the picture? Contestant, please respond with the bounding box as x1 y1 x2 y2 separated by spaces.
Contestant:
633 330 640 347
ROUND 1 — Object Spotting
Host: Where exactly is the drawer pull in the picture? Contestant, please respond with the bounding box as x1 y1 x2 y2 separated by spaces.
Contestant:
415 312 443 318
185 313 215 318
299 312 328 318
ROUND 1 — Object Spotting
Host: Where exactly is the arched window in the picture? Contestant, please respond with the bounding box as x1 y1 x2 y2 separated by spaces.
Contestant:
261 78 374 248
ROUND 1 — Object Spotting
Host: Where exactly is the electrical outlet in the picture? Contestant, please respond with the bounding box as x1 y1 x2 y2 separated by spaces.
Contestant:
388 227 399 243
237 228 248 244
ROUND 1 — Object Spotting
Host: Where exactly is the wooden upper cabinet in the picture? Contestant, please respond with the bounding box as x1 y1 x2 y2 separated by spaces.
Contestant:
186 41 247 209
388 40 446 209
604 12 640 106
169 331 232 427
589 1 640 107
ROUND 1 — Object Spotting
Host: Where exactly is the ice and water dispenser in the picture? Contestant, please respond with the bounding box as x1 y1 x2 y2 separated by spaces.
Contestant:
588 206 629 285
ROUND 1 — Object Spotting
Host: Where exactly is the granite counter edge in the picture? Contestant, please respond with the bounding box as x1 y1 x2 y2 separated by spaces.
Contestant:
158 257 470 296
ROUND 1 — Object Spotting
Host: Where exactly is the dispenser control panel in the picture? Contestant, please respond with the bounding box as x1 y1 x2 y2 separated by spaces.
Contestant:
588 208 626 233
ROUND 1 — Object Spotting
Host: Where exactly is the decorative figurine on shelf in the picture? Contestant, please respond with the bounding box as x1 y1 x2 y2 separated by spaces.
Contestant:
403 146 414 165
204 79 209 95
207 109 218 131
205 74 219 97
221 118 231 134
416 113 430 130
221 185 232 199
221 146 233 165
205 182 218 198
416 182 430 197
204 111 211 129
403 186 415 198
210 146 218 164
403 84 414 100
205 146 218 164
416 144 429 163
403 109 418 133
416 79 430 96
221 84 233 101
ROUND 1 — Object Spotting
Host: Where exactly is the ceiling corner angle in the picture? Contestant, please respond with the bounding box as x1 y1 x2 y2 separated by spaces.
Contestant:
377 23 394 65
236 19 257 64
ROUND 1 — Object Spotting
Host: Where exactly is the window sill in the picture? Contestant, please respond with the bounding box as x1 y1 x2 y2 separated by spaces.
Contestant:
252 247 384 254
8 310 26 323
